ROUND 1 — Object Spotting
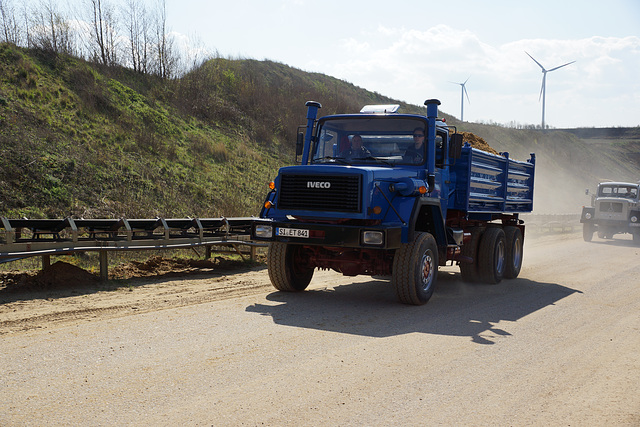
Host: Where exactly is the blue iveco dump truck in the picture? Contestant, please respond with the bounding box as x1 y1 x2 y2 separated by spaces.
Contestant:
252 100 535 305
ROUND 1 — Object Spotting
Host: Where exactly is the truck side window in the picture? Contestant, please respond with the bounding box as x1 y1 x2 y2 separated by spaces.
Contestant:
435 133 445 168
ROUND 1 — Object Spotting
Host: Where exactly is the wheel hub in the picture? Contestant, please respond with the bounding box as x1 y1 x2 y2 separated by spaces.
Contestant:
420 252 434 290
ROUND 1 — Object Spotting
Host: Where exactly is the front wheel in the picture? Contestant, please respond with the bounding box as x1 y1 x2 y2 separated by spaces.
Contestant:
393 232 438 305
267 242 314 291
583 223 594 242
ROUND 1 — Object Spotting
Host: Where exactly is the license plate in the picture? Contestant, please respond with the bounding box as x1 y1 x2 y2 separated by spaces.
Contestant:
276 227 309 238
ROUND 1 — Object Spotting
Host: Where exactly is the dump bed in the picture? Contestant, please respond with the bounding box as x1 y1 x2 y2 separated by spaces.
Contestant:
449 146 535 214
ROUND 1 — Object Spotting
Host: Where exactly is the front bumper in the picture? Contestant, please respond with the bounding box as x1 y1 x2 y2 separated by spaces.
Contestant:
251 219 402 249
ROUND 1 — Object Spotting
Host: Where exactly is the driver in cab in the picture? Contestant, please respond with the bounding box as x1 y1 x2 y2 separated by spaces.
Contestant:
403 127 425 163
339 134 371 160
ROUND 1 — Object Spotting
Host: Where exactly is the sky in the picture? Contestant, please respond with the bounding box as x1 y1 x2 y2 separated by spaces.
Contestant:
164 0 640 128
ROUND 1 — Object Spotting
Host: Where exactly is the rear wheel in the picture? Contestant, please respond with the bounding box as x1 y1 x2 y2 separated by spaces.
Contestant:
393 232 438 305
504 226 523 279
267 242 314 291
478 227 506 284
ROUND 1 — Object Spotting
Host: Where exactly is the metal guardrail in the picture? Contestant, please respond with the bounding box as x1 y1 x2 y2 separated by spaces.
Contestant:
0 213 581 280
520 214 581 234
0 217 266 280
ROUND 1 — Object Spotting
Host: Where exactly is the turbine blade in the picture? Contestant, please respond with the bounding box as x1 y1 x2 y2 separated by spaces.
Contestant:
526 51 546 71
463 85 470 103
539 73 546 101
463 76 470 85
548 60 576 72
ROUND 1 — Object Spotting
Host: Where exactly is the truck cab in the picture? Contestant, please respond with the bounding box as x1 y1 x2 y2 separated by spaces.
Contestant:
581 181 640 244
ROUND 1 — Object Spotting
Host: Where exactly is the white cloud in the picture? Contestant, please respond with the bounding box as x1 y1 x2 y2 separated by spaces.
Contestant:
304 25 640 127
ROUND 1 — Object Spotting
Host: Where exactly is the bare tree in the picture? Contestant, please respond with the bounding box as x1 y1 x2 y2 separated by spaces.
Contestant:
21 1 32 48
123 0 151 73
85 0 119 66
0 0 22 45
29 0 75 55
151 0 178 79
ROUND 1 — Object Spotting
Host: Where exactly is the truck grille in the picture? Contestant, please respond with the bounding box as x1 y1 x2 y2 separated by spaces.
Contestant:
598 202 623 213
595 200 627 221
278 173 362 213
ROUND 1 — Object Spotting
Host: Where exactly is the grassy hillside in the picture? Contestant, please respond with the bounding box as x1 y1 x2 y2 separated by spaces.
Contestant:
1 43 638 219
0 44 440 219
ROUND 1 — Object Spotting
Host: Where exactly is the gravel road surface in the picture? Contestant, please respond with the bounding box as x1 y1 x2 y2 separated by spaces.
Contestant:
1 232 639 426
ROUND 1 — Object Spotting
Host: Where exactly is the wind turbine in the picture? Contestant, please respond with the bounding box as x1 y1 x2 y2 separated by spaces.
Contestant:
450 77 470 121
526 51 575 129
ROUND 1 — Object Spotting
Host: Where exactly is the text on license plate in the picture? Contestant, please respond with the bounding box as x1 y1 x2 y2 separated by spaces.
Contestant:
276 228 309 238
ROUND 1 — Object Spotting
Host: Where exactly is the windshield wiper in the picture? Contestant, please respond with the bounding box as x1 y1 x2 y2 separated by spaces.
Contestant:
312 156 349 164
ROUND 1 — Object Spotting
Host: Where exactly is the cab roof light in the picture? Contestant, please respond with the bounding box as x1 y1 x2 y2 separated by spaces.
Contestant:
360 104 400 114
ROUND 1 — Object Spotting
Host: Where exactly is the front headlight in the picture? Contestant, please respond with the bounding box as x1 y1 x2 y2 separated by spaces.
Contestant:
585 212 592 220
254 225 273 238
362 230 384 245
631 215 638 223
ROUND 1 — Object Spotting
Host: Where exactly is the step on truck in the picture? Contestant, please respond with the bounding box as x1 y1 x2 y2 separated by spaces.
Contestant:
252 100 536 305
581 181 640 244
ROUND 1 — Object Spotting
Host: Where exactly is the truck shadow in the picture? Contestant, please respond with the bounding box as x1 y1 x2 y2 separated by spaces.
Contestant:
245 272 580 344
585 238 639 248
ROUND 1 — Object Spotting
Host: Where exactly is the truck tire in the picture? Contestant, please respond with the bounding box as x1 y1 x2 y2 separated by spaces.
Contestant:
267 242 314 292
392 232 438 305
460 227 482 283
583 223 594 242
478 227 506 284
633 231 640 245
504 226 523 279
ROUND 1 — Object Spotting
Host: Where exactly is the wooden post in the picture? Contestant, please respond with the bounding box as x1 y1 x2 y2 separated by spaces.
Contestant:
42 255 51 269
99 251 108 281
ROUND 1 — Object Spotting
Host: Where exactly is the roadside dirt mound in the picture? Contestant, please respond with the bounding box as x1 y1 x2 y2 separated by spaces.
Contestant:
461 132 500 155
0 256 254 293
0 261 98 292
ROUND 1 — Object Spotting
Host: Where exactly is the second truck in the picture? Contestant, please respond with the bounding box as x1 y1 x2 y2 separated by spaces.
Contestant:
581 181 640 244
252 100 536 305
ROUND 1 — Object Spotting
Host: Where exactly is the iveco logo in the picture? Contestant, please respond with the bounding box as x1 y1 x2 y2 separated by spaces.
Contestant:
307 181 331 189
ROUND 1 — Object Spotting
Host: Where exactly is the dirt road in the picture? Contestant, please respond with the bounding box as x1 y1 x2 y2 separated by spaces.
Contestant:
1 232 639 426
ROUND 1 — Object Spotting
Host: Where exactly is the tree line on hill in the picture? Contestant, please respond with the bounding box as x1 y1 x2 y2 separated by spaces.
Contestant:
0 0 195 79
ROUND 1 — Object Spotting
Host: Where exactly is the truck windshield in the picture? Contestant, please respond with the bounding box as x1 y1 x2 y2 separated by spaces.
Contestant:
311 117 430 166
598 185 638 199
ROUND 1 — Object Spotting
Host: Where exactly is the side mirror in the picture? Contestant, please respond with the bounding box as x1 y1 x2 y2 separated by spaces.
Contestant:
449 133 463 159
296 131 304 156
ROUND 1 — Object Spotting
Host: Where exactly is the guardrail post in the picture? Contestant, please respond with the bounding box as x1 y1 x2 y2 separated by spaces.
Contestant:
42 255 50 269
2 217 15 244
159 217 170 240
99 250 108 281
67 218 78 243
